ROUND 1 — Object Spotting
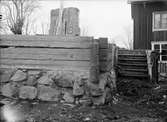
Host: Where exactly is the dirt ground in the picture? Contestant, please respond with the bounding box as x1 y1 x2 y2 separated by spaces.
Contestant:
1 96 166 122
1 78 167 122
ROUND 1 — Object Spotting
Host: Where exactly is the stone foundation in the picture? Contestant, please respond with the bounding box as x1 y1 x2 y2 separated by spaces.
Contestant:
0 68 116 105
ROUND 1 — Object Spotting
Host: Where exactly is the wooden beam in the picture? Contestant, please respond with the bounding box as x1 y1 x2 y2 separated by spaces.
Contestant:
0 64 91 71
90 41 99 83
0 35 93 42
0 48 92 61
0 59 93 67
0 35 94 49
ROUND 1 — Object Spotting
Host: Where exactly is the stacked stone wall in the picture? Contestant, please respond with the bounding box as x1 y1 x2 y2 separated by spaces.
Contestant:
0 68 116 105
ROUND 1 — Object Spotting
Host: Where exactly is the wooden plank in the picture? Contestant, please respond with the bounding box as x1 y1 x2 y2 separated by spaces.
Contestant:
0 48 91 61
0 40 93 49
117 62 147 66
119 72 149 78
118 57 147 61
119 71 148 75
0 59 95 68
0 35 93 42
122 68 148 72
118 49 146 55
0 35 95 49
0 64 91 71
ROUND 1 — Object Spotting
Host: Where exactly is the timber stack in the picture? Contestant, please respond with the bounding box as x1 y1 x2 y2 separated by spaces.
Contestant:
117 49 149 79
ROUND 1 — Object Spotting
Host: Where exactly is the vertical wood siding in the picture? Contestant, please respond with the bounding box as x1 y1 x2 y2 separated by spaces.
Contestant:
159 62 167 73
131 2 167 49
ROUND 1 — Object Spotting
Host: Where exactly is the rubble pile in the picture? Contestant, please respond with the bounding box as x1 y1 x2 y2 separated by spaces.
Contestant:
0 68 116 105
117 77 167 116
116 78 153 99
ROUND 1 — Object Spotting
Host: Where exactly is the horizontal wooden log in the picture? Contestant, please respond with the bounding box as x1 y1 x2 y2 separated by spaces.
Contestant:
0 35 95 49
0 59 96 67
0 64 91 71
0 48 91 61
0 40 93 49
118 49 146 55
0 35 93 42
119 72 149 78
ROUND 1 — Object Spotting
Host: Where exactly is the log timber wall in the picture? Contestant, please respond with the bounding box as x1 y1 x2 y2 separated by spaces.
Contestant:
0 35 99 82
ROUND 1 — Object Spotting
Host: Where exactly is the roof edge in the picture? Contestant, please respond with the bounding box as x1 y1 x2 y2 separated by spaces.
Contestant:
128 0 167 4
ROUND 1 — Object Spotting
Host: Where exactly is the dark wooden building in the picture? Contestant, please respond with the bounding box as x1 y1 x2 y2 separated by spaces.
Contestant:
129 0 167 74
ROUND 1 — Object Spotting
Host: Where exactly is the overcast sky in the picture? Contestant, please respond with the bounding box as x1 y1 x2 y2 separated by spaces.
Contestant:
0 0 132 48
33 0 133 47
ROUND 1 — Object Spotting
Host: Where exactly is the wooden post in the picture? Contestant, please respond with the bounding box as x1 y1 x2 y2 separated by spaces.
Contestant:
151 51 159 84
107 44 117 72
98 38 108 72
90 39 99 84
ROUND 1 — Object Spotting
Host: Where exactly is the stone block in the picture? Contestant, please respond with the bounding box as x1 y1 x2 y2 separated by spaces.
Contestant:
54 73 74 88
0 69 15 83
26 75 37 86
98 73 107 91
10 70 27 82
19 86 37 99
73 81 84 96
50 70 88 88
99 71 116 91
89 83 103 97
1 83 18 97
90 88 103 97
38 85 61 101
63 92 74 103
37 74 53 86
92 88 110 105
57 78 73 88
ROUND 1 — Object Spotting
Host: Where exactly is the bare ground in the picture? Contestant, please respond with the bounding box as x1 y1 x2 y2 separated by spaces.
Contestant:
1 96 166 122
